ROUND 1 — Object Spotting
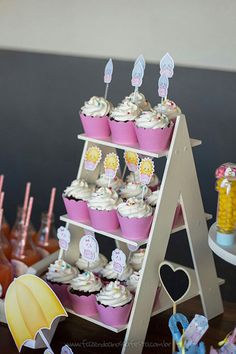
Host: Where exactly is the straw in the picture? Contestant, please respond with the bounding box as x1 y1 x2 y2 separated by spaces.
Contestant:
20 197 34 256
45 188 56 243
0 208 3 231
22 182 31 224
0 175 4 194
0 191 5 210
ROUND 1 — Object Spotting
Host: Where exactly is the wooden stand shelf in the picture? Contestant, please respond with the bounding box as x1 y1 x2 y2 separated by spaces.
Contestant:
61 115 223 354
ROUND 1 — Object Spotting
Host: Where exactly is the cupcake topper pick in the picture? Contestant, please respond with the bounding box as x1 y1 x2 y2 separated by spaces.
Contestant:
139 157 154 198
111 248 126 276
80 234 99 267
104 152 120 187
84 145 102 171
158 74 169 101
57 226 71 260
160 52 174 78
104 58 113 99
134 54 146 71
124 151 140 173
131 61 144 93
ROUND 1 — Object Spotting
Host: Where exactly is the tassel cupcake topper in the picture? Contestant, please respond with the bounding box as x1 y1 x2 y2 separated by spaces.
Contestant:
159 52 175 102
104 58 113 99
132 55 145 93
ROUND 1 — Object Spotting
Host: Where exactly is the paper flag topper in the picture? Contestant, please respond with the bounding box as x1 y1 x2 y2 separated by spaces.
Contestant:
80 234 99 262
134 54 146 70
84 145 102 171
124 151 139 173
139 158 154 185
131 61 144 88
104 152 119 180
104 58 113 84
160 52 174 78
57 226 71 252
5 274 67 352
158 74 169 98
111 249 126 274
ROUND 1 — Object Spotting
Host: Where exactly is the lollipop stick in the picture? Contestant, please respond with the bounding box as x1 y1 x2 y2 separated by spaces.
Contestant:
23 182 31 224
45 188 56 243
0 175 4 194
104 83 109 100
122 165 127 180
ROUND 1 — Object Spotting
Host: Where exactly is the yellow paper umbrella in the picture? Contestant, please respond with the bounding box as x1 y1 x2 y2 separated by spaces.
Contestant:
5 274 67 352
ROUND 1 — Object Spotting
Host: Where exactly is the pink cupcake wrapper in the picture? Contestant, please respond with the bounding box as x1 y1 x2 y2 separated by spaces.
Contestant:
135 124 174 152
63 196 90 222
96 301 133 326
80 113 111 138
46 281 69 307
67 288 98 316
109 119 138 145
88 208 120 232
117 213 153 240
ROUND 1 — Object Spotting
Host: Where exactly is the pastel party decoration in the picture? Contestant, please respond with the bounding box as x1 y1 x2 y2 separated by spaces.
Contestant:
104 58 113 99
210 328 236 353
61 345 74 354
79 234 99 263
131 61 144 91
139 158 154 186
134 54 146 71
158 74 169 99
111 248 126 275
57 226 71 260
183 315 209 349
84 145 102 171
124 151 140 173
104 152 120 183
160 52 174 78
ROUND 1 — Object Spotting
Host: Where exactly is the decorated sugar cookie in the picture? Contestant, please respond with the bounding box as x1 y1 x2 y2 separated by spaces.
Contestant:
84 146 102 171
124 151 139 173
104 153 119 179
139 158 154 185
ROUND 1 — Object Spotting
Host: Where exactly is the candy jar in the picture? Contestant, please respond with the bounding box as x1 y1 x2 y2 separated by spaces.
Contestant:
215 163 236 246
34 212 59 255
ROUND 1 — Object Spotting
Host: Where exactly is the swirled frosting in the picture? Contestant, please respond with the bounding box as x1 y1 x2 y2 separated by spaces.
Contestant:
46 260 78 284
122 92 151 111
70 271 102 293
81 96 113 117
136 110 171 129
129 249 146 271
64 179 94 201
154 99 181 119
96 280 133 307
126 270 142 293
126 172 159 189
146 190 160 207
110 100 141 122
118 198 153 218
96 174 123 191
76 253 108 273
88 187 121 211
101 261 133 281
120 182 151 200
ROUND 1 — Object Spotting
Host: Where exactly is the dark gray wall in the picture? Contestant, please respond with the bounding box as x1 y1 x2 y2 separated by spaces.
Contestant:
0 50 235 302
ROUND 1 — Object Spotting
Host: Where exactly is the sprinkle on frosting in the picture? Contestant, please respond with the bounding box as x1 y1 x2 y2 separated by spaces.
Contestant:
135 110 171 129
70 271 102 293
154 99 181 119
118 197 153 219
46 260 78 284
64 179 94 201
88 187 121 211
96 280 133 307
81 96 113 117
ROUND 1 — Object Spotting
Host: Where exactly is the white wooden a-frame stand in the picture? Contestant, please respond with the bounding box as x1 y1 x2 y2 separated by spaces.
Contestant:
60 115 223 354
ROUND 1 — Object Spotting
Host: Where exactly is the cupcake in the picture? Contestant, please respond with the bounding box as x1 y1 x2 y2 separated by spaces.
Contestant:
101 261 133 283
154 99 181 120
68 271 102 316
117 198 153 240
135 110 174 152
119 182 151 201
126 270 142 293
109 100 140 145
45 259 78 306
96 280 133 326
88 187 121 232
122 92 151 111
80 96 113 138
76 253 108 274
63 179 94 222
145 190 160 207
126 171 160 192
129 249 146 271
96 173 123 191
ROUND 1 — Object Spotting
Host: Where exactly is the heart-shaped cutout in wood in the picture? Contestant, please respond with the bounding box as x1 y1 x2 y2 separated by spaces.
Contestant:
158 262 191 303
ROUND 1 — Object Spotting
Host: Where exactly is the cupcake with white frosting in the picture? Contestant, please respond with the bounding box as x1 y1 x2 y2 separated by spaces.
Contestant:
122 92 151 111
96 280 133 326
88 187 121 231
126 270 142 293
80 96 113 138
63 178 94 222
126 171 160 191
154 99 181 120
120 182 151 201
145 190 160 207
135 110 174 152
76 253 108 274
117 198 153 240
45 259 78 306
109 100 141 145
101 261 133 283
129 249 146 271
96 173 123 191
68 271 102 316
